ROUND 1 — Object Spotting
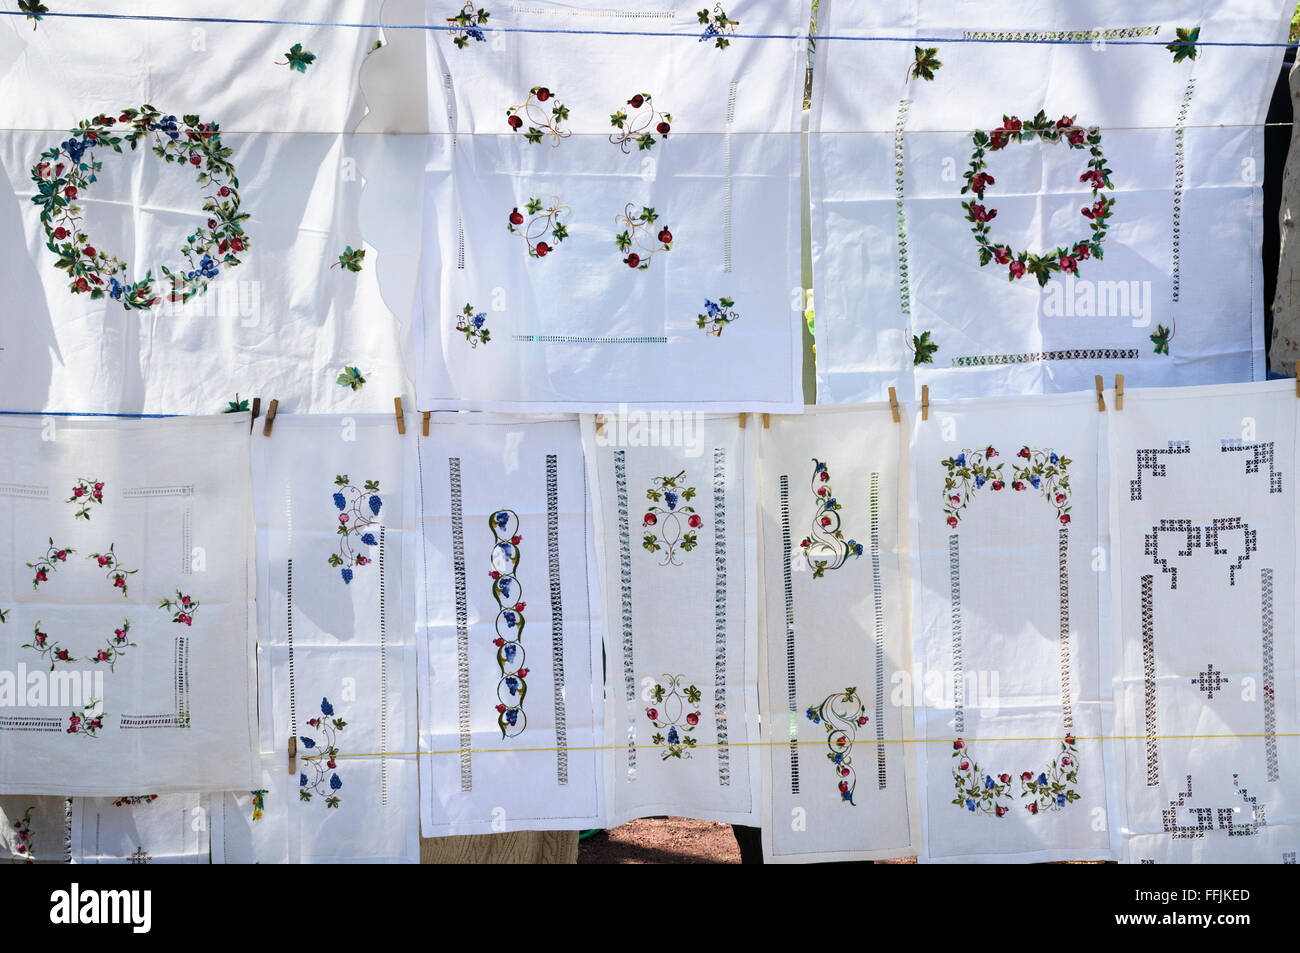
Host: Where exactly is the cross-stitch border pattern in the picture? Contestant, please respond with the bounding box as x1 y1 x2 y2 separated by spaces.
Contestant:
712 446 730 787
545 454 570 786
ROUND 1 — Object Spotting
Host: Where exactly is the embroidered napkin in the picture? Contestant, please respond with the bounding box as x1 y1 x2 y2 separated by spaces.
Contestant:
0 796 69 864
1108 380 1298 862
0 2 409 414
910 391 1115 862
404 0 808 411
71 794 208 864
0 413 257 795
415 414 604 834
583 414 760 826
213 415 419 863
755 405 920 862
811 2 1289 402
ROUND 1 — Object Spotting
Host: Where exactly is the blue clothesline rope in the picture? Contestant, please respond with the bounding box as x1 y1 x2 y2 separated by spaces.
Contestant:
0 9 1296 48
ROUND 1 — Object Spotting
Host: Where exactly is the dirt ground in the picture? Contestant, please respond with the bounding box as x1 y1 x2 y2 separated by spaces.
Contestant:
577 817 917 864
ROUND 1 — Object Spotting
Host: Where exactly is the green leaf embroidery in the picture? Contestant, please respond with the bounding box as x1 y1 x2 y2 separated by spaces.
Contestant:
1150 323 1172 355
909 46 942 82
912 330 939 365
336 366 367 391
278 43 317 73
18 0 48 28
1167 26 1200 63
223 395 250 413
333 246 365 272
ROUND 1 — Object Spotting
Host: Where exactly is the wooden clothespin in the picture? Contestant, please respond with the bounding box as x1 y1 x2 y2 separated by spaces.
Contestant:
887 386 901 423
738 413 747 429
249 396 261 434
595 415 605 436
262 399 279 437
921 385 930 422
422 411 431 437
762 413 770 429
1095 375 1106 412
394 397 405 435
1115 374 1125 411
288 736 297 775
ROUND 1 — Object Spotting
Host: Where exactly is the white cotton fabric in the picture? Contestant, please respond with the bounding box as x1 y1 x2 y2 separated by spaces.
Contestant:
0 795 68 863
755 405 920 862
401 0 807 412
71 794 207 864
414 414 604 834
810 1 1290 403
0 413 257 795
583 414 760 827
910 391 1117 862
210 415 418 863
0 2 411 414
1108 379 1299 862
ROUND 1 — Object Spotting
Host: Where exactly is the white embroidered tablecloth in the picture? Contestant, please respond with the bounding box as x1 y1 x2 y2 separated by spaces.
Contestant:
212 414 419 863
0 795 69 864
756 405 920 862
583 414 760 826
0 413 258 795
415 414 604 834
1108 379 1298 862
404 0 808 412
0 2 410 414
71 793 208 864
811 2 1289 403
910 391 1116 862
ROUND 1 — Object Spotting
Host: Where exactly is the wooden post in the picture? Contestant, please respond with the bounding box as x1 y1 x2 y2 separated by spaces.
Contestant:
420 831 579 864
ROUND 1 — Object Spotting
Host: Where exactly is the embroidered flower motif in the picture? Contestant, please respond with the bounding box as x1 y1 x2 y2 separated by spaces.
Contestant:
508 196 570 258
87 543 137 597
332 246 365 272
22 620 78 670
10 807 35 863
952 736 1081 816
507 86 571 146
1150 323 1172 356
909 46 942 82
912 329 939 365
30 106 249 309
641 471 701 566
800 459 863 578
250 789 267 821
335 365 367 391
610 93 671 153
489 509 528 738
456 302 491 347
111 794 159 807
158 591 198 626
614 204 672 271
807 688 867 804
26 538 73 590
960 110 1112 286
941 447 1004 526
67 477 105 519
697 297 739 337
88 618 136 672
67 700 106 739
697 4 738 49
276 43 317 73
328 475 383 584
299 697 346 808
647 676 703 759
447 3 490 47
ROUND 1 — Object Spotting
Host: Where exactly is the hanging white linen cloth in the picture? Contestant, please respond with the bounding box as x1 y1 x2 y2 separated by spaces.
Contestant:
407 0 807 412
910 391 1116 862
1108 379 1299 862
0 796 69 863
213 414 419 863
71 794 208 864
756 405 920 862
415 414 604 834
0 1 410 414
810 2 1289 403
583 414 760 826
0 413 257 795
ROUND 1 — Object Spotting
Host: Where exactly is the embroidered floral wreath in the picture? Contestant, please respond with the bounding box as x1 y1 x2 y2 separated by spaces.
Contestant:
960 110 1113 287
31 106 249 310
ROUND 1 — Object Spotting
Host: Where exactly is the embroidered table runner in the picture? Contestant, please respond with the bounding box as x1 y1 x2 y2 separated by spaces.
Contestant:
213 415 419 863
0 414 257 795
71 794 208 864
811 3 1288 403
756 405 920 862
911 392 1114 862
1108 380 1298 862
415 414 604 834
410 0 808 412
583 414 760 826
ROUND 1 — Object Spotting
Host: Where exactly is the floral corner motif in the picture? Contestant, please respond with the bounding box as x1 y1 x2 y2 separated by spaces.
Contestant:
647 676 702 759
951 735 1081 816
23 620 76 670
90 619 135 671
299 697 346 808
66 477 104 519
158 591 198 626
697 297 738 337
26 538 72 589
67 700 106 738
328 475 382 584
88 543 137 597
